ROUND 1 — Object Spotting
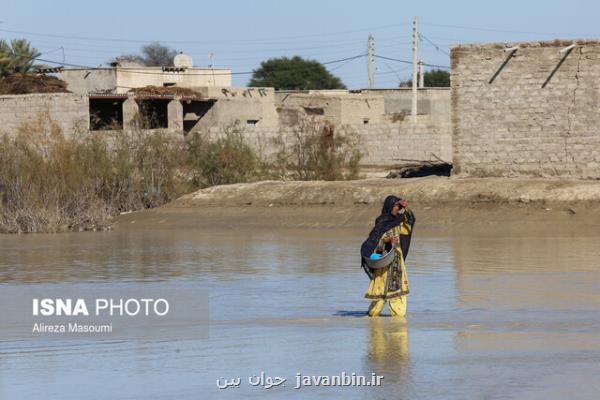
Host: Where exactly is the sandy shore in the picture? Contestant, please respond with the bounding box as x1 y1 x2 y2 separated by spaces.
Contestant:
114 177 600 232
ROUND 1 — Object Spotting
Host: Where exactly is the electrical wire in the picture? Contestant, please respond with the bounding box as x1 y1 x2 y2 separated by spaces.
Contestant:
373 54 450 70
31 53 368 76
419 22 598 37
418 33 450 55
375 65 412 76
0 23 409 45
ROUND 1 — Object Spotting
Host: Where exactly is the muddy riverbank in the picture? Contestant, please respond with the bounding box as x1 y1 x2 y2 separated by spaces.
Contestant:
114 176 600 233
171 177 600 207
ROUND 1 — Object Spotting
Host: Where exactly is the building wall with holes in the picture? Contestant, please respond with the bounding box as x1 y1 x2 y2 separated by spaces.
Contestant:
274 92 385 125
189 87 279 130
190 88 451 167
451 39 600 178
0 88 451 168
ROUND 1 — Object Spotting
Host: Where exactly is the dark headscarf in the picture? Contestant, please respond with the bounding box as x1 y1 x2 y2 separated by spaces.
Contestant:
360 195 404 259
360 195 416 278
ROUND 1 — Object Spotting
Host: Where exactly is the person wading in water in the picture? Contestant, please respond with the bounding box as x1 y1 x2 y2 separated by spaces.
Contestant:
360 195 415 317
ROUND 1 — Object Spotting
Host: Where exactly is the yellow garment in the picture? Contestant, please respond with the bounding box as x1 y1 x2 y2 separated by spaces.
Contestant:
368 297 407 317
365 221 411 317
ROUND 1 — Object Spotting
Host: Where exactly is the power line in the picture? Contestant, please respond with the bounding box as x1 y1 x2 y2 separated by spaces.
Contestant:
374 65 412 76
31 42 366 64
34 40 367 56
373 54 412 65
373 54 450 70
375 59 400 83
32 53 368 77
16 33 414 55
410 33 471 43
0 23 409 45
418 33 449 56
420 22 598 37
328 55 363 72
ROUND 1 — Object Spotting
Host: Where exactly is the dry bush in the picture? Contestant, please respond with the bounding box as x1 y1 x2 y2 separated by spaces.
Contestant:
185 123 264 187
0 114 363 233
0 113 184 233
271 118 362 181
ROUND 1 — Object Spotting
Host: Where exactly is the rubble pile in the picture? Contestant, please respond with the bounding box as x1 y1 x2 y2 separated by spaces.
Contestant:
128 85 203 99
0 73 69 95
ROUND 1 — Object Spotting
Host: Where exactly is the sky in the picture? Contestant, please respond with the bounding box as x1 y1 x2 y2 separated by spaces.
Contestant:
2 0 599 88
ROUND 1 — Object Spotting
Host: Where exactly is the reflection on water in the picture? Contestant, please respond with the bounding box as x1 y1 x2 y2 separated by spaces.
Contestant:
1 218 600 399
366 318 410 386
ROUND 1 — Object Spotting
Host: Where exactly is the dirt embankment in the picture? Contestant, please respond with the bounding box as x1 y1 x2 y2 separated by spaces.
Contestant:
113 177 600 232
171 177 600 208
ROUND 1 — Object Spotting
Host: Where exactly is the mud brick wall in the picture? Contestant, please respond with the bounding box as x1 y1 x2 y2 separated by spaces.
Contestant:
0 93 89 136
206 115 452 168
357 117 452 167
451 40 600 178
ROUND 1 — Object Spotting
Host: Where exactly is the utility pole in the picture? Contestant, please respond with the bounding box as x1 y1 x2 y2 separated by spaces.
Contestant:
367 34 374 89
411 16 419 122
209 52 216 86
418 60 424 88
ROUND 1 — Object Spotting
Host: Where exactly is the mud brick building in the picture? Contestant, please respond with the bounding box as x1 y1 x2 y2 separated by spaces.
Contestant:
452 39 600 178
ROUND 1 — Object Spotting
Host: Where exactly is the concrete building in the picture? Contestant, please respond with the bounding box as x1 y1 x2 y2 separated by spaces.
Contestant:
59 54 231 95
190 86 279 131
362 88 451 124
87 92 214 134
275 91 385 126
1 61 452 169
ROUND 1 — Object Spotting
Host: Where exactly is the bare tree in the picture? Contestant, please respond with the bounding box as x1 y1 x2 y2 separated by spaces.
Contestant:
114 42 178 67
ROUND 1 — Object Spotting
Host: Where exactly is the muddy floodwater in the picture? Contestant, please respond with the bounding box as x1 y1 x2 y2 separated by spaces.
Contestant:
1 209 600 399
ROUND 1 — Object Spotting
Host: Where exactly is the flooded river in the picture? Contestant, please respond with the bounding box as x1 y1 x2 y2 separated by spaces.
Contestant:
1 211 600 399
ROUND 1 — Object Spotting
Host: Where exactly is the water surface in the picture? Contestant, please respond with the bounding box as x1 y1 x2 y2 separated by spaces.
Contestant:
1 217 599 399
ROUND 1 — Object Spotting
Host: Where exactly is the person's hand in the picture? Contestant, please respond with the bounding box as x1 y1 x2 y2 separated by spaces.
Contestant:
398 199 408 208
383 235 399 244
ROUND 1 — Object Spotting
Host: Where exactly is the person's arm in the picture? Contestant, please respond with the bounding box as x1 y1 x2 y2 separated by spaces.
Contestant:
381 230 399 244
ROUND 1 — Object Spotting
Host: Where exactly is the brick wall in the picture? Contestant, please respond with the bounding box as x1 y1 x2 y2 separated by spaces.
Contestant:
358 117 452 166
0 93 89 136
0 92 451 169
205 115 452 168
452 39 600 178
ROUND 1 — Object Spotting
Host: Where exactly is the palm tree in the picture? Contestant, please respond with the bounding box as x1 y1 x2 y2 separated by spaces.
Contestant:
0 38 41 76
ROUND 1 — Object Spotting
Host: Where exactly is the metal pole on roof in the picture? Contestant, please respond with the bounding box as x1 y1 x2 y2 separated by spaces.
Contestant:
411 16 419 122
209 52 216 86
